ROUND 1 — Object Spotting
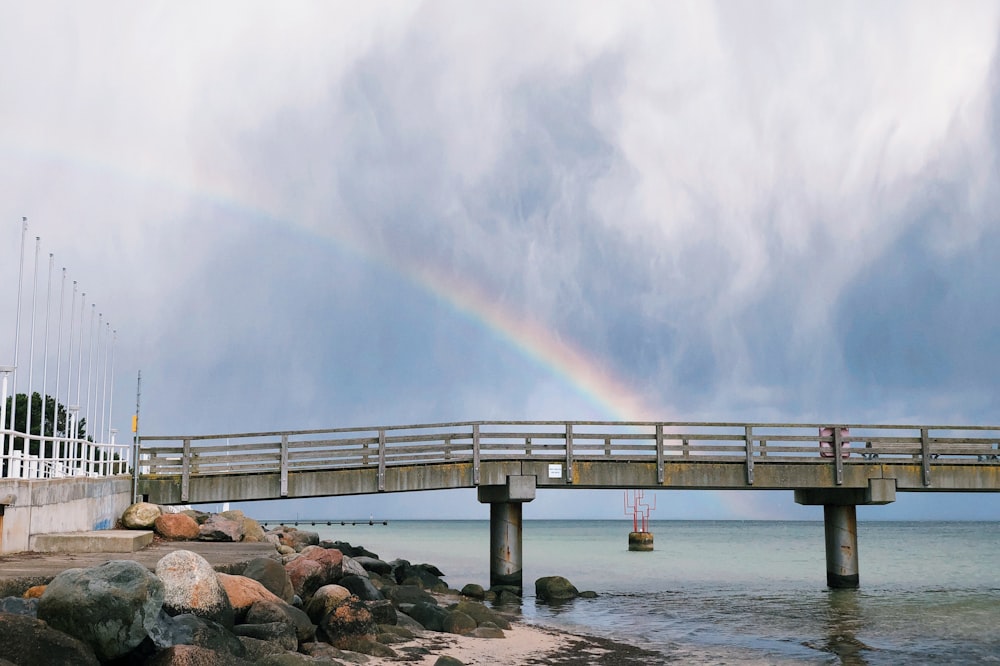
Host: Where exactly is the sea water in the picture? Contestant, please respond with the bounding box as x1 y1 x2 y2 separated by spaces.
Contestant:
308 520 1000 664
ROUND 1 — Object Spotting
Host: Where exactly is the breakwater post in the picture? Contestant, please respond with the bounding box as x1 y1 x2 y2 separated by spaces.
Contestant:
477 475 536 592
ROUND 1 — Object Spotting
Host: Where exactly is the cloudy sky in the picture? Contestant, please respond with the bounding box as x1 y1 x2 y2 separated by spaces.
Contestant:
2 2 999 521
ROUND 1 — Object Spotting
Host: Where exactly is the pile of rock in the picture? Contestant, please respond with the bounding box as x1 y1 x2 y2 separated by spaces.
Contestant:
121 502 267 543
0 503 518 664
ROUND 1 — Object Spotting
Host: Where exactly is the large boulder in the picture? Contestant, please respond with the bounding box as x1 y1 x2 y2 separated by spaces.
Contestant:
0 612 99 665
37 560 164 661
316 596 378 649
353 556 392 576
246 599 316 643
145 644 248 666
122 501 162 529
449 600 511 629
406 601 448 632
271 527 319 551
218 573 284 621
147 611 247 658
154 513 201 541
535 576 580 602
304 584 352 624
233 621 298 651
338 574 383 601
242 557 294 603
198 515 244 542
284 557 325 602
220 510 265 543
156 549 235 628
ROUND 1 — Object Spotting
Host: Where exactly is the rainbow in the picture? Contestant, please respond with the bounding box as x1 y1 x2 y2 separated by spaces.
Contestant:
8 138 663 421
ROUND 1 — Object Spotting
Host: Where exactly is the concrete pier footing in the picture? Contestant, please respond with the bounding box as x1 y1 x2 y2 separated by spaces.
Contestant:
628 531 654 551
823 504 859 588
477 475 535 592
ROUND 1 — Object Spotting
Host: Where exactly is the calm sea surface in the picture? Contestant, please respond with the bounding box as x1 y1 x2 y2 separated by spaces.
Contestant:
309 520 1000 664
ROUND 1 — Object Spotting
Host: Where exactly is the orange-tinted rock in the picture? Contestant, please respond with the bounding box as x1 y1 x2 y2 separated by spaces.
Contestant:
23 585 46 599
217 573 283 619
154 513 200 541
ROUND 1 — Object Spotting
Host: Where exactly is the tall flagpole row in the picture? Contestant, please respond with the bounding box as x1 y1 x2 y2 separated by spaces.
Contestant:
4 218 125 479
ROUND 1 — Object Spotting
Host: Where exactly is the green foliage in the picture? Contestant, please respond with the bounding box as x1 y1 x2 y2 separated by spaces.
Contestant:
3 392 88 453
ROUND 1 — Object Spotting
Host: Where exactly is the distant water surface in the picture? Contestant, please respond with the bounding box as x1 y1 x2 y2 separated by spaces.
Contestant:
310 520 1000 664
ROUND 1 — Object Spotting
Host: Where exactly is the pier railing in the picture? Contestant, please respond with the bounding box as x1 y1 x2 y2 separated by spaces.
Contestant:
139 421 1000 493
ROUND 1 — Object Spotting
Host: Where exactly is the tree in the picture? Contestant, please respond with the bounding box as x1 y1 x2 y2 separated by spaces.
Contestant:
2 392 88 453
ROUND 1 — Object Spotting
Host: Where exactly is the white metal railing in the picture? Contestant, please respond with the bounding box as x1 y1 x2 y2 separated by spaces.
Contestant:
1 426 132 479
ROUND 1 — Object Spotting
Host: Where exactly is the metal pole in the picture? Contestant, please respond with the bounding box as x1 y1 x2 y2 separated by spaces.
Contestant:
107 329 116 468
53 268 66 466
0 367 12 476
99 319 108 444
131 370 141 501
489 501 524 591
9 218 27 459
40 252 54 472
64 281 76 436
25 237 40 457
85 304 95 473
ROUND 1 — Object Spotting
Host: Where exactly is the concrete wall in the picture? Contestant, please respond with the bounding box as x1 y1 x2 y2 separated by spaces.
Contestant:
0 476 133 553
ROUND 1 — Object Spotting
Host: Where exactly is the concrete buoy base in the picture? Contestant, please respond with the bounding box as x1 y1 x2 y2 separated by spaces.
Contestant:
628 531 654 551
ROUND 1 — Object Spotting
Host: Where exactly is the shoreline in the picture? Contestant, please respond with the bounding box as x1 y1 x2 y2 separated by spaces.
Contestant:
0 536 665 665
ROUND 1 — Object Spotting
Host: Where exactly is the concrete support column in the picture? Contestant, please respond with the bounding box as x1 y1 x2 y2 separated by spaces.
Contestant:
823 504 859 589
489 501 522 589
477 475 535 593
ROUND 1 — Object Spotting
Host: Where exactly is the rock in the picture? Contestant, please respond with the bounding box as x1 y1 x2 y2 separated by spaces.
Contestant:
154 513 201 540
37 560 164 661
147 611 247 658
145 644 248 666
122 501 161 529
460 583 485 600
322 540 378 558
442 610 476 635
272 527 319 551
284 557 325 602
22 585 46 599
394 611 426 632
449 600 511 630
535 576 580 602
580 590 598 598
386 584 437 608
336 636 398 657
277 545 296 556
353 556 392 575
233 622 298 651
407 601 448 632
339 574 384 601
393 561 448 591
242 557 294 603
0 612 99 665
181 509 210 524
301 641 371 663
239 516 266 543
435 656 466 666
287 547 343 600
246 599 316 643
341 555 369 579
316 596 378 649
304 584 352 623
198 515 244 542
366 599 397 625
236 636 286 661
0 596 38 615
218 573 284 621
495 589 521 605
156 549 235 628
471 626 505 638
